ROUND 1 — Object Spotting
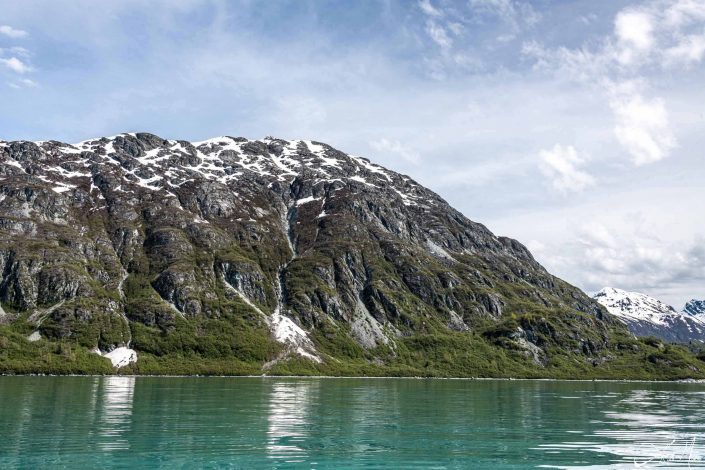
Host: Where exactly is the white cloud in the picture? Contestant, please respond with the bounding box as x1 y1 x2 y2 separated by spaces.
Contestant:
579 13 598 26
0 56 31 73
609 85 676 165
416 0 495 77
418 0 442 18
447 22 464 35
0 25 36 83
574 222 705 303
610 0 705 69
620 1 705 69
370 138 420 164
664 0 705 27
614 10 654 65
615 10 654 50
539 144 595 193
425 20 452 50
8 46 30 57
522 0 705 167
418 0 452 51
664 32 705 65
0 25 28 38
8 78 38 89
468 0 541 37
522 41 608 81
486 187 705 307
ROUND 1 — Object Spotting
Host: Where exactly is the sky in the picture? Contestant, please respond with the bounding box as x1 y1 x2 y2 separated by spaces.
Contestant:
0 0 703 307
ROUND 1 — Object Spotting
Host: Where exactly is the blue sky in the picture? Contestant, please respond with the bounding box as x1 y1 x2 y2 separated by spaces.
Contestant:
1 0 704 306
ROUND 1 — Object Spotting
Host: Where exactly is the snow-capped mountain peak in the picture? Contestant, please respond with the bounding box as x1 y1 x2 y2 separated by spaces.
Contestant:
684 299 705 318
593 287 677 325
593 287 705 343
0 133 426 208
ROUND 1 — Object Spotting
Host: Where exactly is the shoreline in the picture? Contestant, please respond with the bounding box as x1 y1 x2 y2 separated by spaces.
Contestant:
2 373 704 383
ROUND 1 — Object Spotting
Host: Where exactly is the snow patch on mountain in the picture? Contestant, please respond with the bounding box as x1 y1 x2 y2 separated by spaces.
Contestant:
1 134 426 209
271 312 321 363
92 347 138 368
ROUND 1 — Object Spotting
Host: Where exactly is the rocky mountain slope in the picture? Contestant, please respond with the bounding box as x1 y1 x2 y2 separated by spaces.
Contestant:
0 133 702 378
594 287 705 343
684 299 705 319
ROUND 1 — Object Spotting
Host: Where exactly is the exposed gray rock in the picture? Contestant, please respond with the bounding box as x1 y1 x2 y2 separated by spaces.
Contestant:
0 133 614 362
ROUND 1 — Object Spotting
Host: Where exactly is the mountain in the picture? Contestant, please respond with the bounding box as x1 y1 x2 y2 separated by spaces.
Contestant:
0 133 703 378
593 287 705 343
684 299 705 318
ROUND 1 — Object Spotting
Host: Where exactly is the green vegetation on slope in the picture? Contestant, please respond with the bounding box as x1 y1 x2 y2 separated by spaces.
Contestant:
2 317 704 380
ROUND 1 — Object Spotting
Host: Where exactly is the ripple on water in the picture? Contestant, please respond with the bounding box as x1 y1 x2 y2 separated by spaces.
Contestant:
536 388 705 468
0 378 704 469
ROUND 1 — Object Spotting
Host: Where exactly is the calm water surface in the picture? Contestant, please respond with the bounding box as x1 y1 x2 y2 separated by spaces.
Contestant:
1 377 704 469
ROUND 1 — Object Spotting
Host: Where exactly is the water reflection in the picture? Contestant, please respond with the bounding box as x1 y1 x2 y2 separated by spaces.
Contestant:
1 378 704 468
537 389 705 468
265 380 316 464
97 376 135 451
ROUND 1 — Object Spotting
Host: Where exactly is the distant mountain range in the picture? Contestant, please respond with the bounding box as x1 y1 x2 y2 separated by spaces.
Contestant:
594 287 705 343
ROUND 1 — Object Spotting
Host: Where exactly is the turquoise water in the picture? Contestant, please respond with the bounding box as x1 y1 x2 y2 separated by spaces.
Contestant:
1 377 704 469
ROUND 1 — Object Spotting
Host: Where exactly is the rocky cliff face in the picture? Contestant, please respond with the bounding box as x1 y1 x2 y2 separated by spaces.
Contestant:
0 133 672 375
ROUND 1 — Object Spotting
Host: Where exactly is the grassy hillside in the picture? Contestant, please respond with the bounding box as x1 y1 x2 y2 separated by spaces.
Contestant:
2 318 703 380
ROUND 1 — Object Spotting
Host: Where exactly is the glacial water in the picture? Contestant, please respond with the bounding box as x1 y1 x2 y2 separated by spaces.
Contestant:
1 377 704 469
